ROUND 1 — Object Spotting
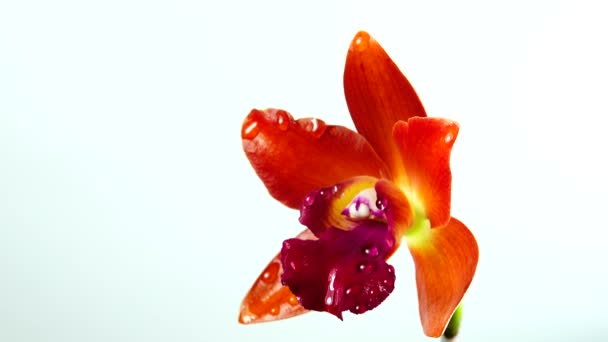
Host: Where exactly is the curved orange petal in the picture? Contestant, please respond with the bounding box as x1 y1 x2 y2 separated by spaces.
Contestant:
393 117 459 228
238 229 315 324
406 217 478 337
374 179 412 251
242 108 389 209
344 31 426 177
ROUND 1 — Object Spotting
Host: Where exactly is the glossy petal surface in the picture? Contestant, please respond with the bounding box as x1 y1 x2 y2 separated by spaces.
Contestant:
393 117 460 228
374 179 413 249
242 108 388 209
344 31 426 177
239 229 314 324
281 222 396 319
299 176 379 236
406 217 479 337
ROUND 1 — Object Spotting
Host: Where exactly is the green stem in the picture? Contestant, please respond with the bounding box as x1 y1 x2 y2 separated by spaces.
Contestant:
442 304 463 340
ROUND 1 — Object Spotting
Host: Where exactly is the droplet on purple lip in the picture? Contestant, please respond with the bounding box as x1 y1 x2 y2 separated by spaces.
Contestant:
303 194 315 206
361 244 379 257
345 284 362 296
352 304 367 314
357 262 374 275
375 198 385 211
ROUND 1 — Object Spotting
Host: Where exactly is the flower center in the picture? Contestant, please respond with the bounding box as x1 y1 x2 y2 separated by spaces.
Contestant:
342 188 386 221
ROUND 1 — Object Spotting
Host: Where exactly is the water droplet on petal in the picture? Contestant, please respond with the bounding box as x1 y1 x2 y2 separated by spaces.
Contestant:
387 265 394 274
288 295 299 306
240 314 254 324
444 132 454 144
303 194 315 206
352 304 367 314
260 261 280 283
352 31 370 52
325 296 333 305
345 284 362 296
375 198 385 211
276 110 290 131
297 118 327 139
310 118 326 138
361 244 379 257
269 305 281 316
357 262 374 274
241 116 260 139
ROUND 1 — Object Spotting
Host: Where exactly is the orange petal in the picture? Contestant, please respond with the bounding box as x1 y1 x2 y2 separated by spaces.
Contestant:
374 179 412 250
238 229 315 324
393 117 459 228
344 31 426 177
406 217 478 337
242 108 389 209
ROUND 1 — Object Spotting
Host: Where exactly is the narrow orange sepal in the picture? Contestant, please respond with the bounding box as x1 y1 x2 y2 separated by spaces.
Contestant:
238 229 314 324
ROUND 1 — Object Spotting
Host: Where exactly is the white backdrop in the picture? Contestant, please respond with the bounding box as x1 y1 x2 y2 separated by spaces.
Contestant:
1 1 607 341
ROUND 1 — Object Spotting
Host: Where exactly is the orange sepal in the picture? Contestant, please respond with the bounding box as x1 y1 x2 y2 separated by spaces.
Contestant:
344 31 426 177
242 108 388 209
393 117 459 228
406 217 478 337
238 229 315 324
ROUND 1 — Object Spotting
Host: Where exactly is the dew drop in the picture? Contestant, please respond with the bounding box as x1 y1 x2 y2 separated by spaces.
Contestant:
352 304 367 314
297 118 327 139
241 116 260 139
387 265 395 274
331 185 339 194
444 132 454 144
269 305 281 316
276 110 290 131
260 261 280 283
303 194 315 206
357 262 374 274
239 314 254 324
310 118 326 138
345 284 361 296
325 296 333 305
375 198 385 211
361 244 379 257
353 31 370 52
288 295 299 306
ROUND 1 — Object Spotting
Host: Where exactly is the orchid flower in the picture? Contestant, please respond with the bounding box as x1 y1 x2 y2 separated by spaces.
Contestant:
238 31 479 338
